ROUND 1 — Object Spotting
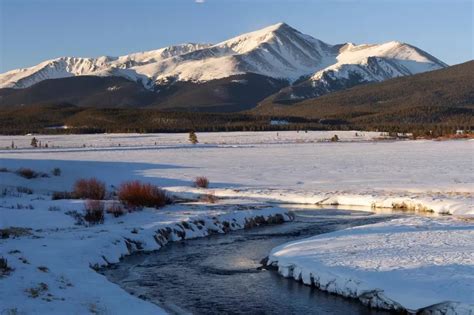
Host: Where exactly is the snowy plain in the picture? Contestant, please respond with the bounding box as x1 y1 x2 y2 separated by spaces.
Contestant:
1 130 387 149
0 131 473 314
1 131 471 216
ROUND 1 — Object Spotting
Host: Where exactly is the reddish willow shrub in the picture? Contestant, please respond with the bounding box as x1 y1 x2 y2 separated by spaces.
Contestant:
118 181 169 209
194 176 209 188
73 178 106 200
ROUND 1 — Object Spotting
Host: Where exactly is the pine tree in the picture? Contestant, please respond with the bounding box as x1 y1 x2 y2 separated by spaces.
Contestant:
30 137 38 148
189 131 198 144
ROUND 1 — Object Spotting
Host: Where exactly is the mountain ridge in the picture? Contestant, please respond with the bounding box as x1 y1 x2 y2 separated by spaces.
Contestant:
0 22 448 110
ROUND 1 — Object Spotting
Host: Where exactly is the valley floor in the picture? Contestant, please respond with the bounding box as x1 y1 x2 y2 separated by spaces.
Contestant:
0 131 473 314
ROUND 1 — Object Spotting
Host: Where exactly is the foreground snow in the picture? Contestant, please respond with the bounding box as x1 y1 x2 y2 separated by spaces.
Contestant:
0 193 291 314
268 216 474 313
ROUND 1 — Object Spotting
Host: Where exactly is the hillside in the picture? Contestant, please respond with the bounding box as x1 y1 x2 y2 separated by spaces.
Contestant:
0 74 287 112
255 61 474 128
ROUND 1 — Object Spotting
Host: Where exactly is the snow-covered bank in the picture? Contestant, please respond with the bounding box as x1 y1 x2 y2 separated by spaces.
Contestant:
168 187 474 217
267 216 474 313
0 195 292 315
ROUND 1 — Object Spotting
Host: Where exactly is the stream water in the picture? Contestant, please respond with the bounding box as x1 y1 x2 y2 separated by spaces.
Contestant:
101 208 400 314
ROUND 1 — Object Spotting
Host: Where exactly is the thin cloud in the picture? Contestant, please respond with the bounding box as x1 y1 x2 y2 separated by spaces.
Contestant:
195 0 205 3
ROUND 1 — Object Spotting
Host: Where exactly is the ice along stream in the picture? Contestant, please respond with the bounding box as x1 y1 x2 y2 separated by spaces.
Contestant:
101 208 399 314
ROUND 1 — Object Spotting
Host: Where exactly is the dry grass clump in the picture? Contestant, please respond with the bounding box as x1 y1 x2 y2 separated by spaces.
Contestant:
73 178 106 200
118 181 169 209
0 257 14 275
15 168 39 179
200 193 218 204
106 202 126 217
0 227 32 239
51 191 74 200
84 200 105 225
25 282 48 298
194 176 209 188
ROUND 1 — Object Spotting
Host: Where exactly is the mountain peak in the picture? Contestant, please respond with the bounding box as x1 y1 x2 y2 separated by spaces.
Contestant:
247 22 301 38
260 22 292 32
215 22 311 56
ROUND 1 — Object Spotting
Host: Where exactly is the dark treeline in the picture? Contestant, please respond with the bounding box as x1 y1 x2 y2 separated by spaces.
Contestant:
0 104 470 136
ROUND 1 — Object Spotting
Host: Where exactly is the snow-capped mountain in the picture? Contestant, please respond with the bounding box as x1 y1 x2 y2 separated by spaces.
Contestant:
0 43 211 89
0 22 447 108
270 40 447 101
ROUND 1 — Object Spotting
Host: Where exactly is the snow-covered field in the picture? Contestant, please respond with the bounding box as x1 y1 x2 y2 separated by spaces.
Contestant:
0 132 473 314
1 132 471 216
1 130 387 149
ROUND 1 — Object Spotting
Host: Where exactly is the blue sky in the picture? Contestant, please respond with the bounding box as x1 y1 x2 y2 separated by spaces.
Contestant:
0 0 472 72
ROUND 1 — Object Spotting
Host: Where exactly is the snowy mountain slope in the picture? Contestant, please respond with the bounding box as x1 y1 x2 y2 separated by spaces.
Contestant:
0 43 211 89
268 41 447 102
97 22 337 84
0 22 447 106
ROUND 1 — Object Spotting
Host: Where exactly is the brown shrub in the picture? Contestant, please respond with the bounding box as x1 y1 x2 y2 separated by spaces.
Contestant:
16 168 38 179
194 176 209 188
118 181 169 209
73 178 106 200
106 202 126 217
84 200 105 224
